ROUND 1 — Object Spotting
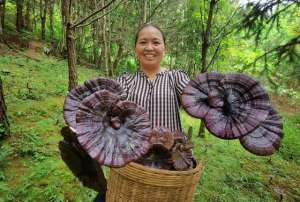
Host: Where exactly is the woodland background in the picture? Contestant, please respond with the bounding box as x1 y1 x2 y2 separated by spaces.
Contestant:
0 0 299 201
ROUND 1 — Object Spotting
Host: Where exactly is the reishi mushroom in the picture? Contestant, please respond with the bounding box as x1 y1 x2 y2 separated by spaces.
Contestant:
239 106 283 156
75 90 152 167
136 128 196 171
63 77 124 129
182 72 271 139
182 72 284 156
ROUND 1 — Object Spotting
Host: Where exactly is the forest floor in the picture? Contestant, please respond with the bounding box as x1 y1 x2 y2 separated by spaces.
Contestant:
0 40 300 202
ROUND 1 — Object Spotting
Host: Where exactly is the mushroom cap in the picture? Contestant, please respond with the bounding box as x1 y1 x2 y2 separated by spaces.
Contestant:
182 72 224 119
63 77 124 129
182 72 270 139
148 128 175 150
239 107 283 156
75 90 152 167
171 143 194 171
136 144 173 170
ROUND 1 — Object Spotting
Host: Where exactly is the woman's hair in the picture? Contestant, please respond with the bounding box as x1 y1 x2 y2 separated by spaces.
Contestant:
134 23 166 46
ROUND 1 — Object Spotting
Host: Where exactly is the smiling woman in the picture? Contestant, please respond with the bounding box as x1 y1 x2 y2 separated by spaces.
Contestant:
116 23 190 132
134 24 166 80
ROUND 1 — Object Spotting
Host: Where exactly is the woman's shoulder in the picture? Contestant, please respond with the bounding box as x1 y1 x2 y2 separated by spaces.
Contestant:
115 72 136 85
164 69 189 78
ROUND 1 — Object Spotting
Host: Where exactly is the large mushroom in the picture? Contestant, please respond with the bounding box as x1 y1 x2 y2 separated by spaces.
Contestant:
171 142 195 171
239 106 283 156
75 90 152 167
136 128 196 171
182 72 271 139
135 128 174 170
63 77 124 129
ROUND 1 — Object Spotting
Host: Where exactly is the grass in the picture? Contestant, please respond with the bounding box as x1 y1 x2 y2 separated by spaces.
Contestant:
0 50 300 201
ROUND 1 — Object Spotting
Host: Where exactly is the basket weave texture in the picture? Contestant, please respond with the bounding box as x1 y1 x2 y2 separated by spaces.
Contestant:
106 161 203 202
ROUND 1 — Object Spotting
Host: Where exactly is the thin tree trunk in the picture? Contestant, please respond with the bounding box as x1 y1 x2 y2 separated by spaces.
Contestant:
60 0 67 55
49 0 54 39
198 0 217 138
24 0 32 31
66 23 77 90
32 0 37 30
110 43 123 76
62 0 77 90
40 0 47 40
102 0 108 76
0 0 5 35
16 0 24 32
0 77 10 138
139 0 147 26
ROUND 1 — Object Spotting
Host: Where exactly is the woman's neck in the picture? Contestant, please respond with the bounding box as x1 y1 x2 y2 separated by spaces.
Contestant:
140 65 161 81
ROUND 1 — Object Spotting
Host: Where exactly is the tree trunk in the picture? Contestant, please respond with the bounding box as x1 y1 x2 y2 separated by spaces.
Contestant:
60 0 67 55
40 0 47 40
198 0 217 138
66 24 77 90
24 0 32 31
0 0 5 35
110 43 123 76
49 0 54 39
139 0 147 26
62 0 77 90
102 0 109 76
32 0 37 30
16 0 24 32
0 77 10 139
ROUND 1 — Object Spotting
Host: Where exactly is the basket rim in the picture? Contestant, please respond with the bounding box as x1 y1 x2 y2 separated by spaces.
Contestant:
113 160 203 176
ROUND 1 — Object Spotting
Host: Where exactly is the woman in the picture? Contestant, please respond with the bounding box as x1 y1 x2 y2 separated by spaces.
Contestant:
117 23 190 132
94 23 189 202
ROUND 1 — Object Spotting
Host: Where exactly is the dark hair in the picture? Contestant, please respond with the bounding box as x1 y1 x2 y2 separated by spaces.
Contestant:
135 23 166 46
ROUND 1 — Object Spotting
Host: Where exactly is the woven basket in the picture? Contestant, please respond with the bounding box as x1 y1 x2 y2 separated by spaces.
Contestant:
106 161 203 202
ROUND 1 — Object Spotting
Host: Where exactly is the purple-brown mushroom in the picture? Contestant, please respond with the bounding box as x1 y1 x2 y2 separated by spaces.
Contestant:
135 144 173 170
63 77 124 129
136 128 196 171
171 142 195 171
75 90 152 167
148 127 175 150
182 72 224 119
135 128 174 169
182 72 270 139
239 107 283 156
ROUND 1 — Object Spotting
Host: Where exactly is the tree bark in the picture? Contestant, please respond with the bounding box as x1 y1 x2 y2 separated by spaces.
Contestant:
49 0 55 39
62 0 77 90
102 0 109 76
16 0 24 32
110 43 123 76
198 0 217 138
40 0 47 40
139 0 147 26
0 0 5 35
60 0 67 55
24 0 32 31
0 77 10 139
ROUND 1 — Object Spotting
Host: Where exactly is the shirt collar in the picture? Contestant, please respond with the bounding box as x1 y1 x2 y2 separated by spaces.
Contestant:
138 69 166 77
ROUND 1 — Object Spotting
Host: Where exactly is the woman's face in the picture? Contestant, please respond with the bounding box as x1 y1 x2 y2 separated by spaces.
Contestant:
135 26 165 70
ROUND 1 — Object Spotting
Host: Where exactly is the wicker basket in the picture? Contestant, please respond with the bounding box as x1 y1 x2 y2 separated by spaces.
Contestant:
106 161 203 202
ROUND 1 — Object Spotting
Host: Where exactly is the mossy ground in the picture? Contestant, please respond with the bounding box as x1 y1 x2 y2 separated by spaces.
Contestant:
0 47 299 201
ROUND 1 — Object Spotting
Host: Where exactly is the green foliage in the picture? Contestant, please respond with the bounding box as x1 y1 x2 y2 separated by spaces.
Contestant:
0 0 300 200
0 51 100 201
